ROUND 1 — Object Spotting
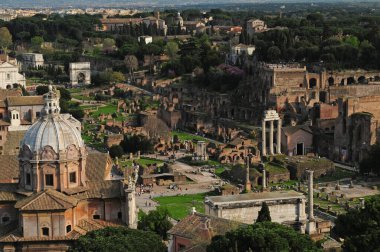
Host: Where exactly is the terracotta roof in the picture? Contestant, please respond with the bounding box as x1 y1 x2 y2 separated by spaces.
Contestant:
0 191 20 202
0 155 19 182
6 96 44 106
85 152 112 182
282 125 312 136
0 119 10 126
168 213 244 248
74 181 121 200
15 189 79 211
2 131 26 155
0 89 22 101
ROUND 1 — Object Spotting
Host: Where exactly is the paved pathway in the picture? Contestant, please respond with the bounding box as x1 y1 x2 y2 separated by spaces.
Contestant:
334 162 358 172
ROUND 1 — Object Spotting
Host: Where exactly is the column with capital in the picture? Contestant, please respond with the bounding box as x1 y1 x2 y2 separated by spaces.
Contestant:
262 120 266 156
269 120 274 155
277 118 282 154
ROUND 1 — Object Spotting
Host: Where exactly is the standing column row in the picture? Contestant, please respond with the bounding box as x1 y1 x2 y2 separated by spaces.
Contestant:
261 119 282 156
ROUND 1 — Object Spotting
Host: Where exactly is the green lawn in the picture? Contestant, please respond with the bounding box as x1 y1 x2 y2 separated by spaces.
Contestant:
72 94 93 101
171 130 209 142
154 193 206 220
90 105 118 117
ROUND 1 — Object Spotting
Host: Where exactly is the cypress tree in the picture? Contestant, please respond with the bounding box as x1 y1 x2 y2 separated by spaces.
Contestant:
256 202 271 222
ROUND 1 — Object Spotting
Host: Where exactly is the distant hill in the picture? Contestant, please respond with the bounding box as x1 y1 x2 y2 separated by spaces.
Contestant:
1 0 378 9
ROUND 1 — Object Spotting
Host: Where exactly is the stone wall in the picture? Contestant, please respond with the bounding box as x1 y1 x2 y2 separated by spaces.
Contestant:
205 200 303 224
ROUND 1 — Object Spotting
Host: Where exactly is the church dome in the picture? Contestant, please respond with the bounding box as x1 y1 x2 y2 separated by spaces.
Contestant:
21 85 84 155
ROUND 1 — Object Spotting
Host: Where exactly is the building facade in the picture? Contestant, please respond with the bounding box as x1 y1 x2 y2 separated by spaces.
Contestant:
0 86 137 251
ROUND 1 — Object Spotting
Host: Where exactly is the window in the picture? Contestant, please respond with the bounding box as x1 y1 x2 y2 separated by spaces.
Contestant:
45 174 54 186
66 225 72 233
93 215 100 220
6 74 10 80
118 212 122 219
2 216 10 223
42 227 49 236
69 172 76 183
26 173 31 185
0 136 2 141
36 112 40 117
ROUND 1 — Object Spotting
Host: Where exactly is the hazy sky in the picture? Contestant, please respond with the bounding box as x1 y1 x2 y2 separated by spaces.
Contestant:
0 0 367 9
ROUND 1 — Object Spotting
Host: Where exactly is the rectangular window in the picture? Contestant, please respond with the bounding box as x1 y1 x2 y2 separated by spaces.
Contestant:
26 173 31 185
45 174 53 186
69 172 76 183
42 227 49 236
93 215 100 220
6 74 10 80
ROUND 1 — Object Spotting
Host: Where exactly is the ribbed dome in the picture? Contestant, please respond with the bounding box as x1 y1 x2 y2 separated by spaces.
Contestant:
22 115 84 154
21 85 84 155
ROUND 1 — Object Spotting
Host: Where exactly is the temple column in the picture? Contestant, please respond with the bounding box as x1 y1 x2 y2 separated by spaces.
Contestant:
269 120 274 155
262 169 267 189
262 120 266 156
277 119 282 154
308 170 314 220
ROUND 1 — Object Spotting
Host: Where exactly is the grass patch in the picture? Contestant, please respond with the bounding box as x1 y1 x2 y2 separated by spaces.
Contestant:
264 162 288 174
316 168 355 183
72 94 93 101
120 157 164 168
215 167 225 176
154 193 206 220
90 105 118 117
171 130 209 142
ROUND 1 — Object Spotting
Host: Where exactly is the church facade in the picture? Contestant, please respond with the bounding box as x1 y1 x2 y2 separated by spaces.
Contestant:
0 86 137 252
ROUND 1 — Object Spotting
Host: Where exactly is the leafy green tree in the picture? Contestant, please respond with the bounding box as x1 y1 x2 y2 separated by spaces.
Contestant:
70 227 166 252
138 208 173 240
333 196 380 251
256 202 271 222
0 27 12 53
267 46 281 62
207 222 320 252
110 71 126 83
103 38 116 50
165 41 179 63
31 36 44 52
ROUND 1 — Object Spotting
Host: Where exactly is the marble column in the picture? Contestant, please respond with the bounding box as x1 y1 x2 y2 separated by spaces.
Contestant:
269 120 274 155
262 120 266 156
262 169 267 189
277 119 282 154
308 170 314 220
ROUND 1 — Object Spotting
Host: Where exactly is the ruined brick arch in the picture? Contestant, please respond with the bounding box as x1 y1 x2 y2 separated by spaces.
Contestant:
347 77 356 85
328 77 334 86
358 76 367 84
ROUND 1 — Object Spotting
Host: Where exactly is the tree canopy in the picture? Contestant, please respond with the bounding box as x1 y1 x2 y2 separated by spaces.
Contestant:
333 196 380 251
70 226 166 252
207 222 320 252
359 143 380 176
138 208 173 240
